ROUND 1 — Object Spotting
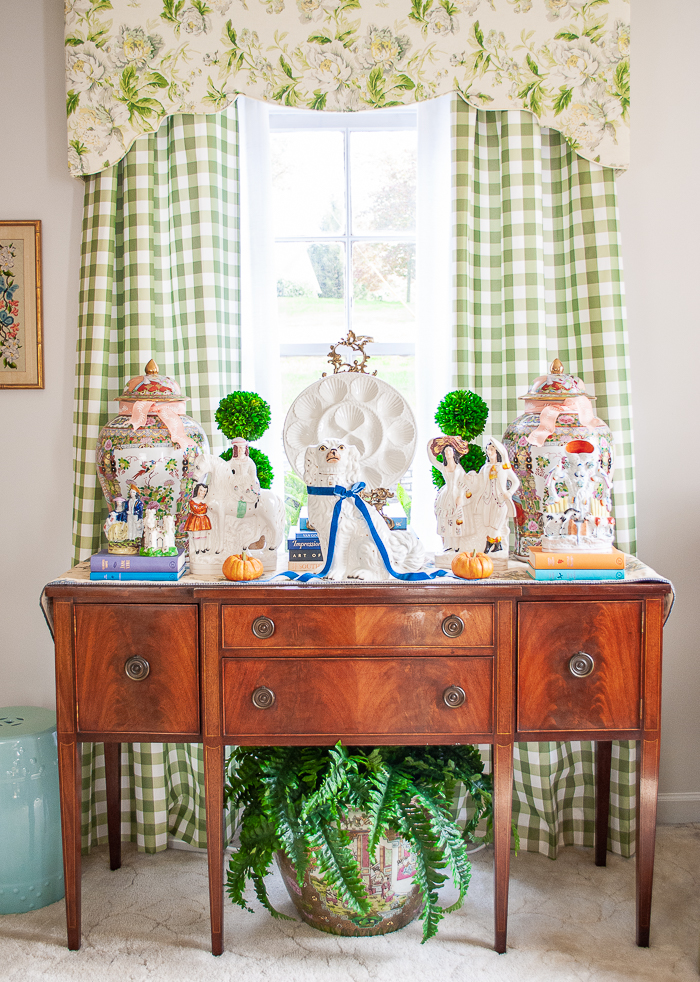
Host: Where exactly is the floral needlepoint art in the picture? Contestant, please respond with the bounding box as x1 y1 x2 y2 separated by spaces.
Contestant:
0 242 20 371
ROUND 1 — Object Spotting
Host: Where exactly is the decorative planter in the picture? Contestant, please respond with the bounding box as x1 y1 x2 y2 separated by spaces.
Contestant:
502 359 614 560
95 359 209 548
277 811 422 937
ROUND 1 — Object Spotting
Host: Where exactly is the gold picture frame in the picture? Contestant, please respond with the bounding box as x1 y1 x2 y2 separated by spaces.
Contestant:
0 220 43 389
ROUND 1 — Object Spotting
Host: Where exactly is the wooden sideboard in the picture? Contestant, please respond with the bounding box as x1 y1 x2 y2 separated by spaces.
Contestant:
45 575 671 955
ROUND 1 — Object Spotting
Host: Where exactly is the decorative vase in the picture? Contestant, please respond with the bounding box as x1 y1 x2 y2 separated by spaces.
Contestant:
502 359 614 560
276 811 423 937
95 359 209 548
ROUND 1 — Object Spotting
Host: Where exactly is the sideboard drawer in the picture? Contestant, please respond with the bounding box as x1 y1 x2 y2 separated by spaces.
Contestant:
74 604 199 736
221 604 494 650
517 601 643 734
222 655 493 740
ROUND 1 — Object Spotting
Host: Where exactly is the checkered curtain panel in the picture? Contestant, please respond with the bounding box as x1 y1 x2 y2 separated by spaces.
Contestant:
452 99 636 554
452 99 636 857
73 107 241 563
75 107 240 854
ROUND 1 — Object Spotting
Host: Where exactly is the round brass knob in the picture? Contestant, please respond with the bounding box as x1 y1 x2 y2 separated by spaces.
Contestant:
443 685 466 708
569 652 595 678
124 656 150 681
252 686 275 710
252 616 275 639
442 615 464 638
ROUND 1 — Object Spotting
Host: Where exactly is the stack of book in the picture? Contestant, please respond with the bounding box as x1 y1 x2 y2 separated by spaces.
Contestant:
527 546 625 580
287 525 324 573
90 548 187 581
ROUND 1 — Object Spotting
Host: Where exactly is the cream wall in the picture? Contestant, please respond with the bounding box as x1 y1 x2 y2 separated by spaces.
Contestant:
0 0 697 821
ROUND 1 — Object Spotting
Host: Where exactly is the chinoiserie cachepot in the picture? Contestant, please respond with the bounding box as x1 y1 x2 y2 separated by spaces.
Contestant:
502 359 614 560
276 811 422 937
95 359 209 546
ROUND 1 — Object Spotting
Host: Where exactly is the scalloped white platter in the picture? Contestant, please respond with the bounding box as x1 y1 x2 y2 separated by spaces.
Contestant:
283 374 417 489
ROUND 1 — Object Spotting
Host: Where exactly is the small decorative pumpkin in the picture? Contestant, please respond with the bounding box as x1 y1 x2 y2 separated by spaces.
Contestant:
451 549 494 580
222 549 264 582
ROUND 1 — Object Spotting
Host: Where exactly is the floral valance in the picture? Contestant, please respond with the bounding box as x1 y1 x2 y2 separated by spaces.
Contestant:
65 0 630 177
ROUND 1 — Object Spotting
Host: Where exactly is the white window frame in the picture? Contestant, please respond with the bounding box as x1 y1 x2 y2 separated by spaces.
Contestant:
269 107 418 361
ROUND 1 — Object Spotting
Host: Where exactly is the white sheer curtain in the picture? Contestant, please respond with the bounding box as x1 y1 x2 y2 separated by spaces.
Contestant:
412 95 453 553
238 96 286 502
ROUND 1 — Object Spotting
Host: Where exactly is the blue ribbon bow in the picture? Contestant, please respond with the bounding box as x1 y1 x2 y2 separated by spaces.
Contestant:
279 482 448 583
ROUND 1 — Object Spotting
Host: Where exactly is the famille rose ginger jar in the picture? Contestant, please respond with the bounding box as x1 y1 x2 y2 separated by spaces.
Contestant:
502 359 614 560
95 359 209 547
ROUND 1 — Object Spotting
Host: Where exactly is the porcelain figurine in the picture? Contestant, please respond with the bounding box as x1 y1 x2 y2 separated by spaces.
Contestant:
477 438 520 557
103 496 139 554
185 453 284 575
95 359 209 549
427 436 477 562
541 445 615 552
428 435 519 568
161 515 177 555
125 484 144 542
303 441 426 581
183 483 212 555
502 358 614 559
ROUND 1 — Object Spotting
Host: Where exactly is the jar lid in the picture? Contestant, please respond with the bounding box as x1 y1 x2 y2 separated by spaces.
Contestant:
116 359 187 404
519 358 596 402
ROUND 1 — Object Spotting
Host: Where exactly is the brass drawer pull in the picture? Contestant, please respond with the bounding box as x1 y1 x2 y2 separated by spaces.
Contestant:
252 686 276 710
442 615 464 638
252 616 275 639
443 685 466 708
124 656 150 681
569 652 595 678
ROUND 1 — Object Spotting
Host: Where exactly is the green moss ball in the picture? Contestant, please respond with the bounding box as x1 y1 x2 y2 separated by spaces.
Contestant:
435 390 489 442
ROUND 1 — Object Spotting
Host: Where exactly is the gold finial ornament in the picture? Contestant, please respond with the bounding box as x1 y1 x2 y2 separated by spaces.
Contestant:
550 358 564 374
358 487 396 528
322 331 378 377
144 359 159 375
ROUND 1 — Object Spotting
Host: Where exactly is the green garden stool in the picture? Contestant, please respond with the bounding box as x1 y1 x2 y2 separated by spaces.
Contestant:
0 707 64 913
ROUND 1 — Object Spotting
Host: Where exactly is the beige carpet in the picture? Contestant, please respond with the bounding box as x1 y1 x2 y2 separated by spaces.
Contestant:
2 825 699 982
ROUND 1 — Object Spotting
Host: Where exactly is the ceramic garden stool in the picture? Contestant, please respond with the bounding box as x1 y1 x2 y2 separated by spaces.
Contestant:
0 707 64 913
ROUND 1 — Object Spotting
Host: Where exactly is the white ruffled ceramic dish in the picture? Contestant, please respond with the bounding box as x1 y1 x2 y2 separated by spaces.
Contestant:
283 374 417 488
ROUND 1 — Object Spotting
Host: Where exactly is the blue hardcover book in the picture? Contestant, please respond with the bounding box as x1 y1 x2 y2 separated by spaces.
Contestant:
289 548 324 562
527 568 624 581
89 569 185 581
288 527 320 541
287 538 321 551
388 516 408 530
91 548 185 572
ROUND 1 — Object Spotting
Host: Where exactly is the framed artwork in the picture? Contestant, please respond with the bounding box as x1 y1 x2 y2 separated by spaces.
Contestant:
0 220 43 389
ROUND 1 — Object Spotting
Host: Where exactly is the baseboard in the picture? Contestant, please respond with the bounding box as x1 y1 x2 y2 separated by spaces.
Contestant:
656 792 700 824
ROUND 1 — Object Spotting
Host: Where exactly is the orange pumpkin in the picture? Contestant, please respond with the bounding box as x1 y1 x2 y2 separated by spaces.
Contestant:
222 550 264 581
451 549 494 580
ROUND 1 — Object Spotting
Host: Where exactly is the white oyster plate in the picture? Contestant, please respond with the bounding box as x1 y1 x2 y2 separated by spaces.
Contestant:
284 374 417 489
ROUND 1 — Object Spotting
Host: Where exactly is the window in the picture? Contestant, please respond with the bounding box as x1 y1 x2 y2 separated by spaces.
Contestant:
269 108 418 421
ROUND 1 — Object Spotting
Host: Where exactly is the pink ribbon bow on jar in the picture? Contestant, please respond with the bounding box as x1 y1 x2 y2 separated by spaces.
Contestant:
119 400 197 449
525 380 604 448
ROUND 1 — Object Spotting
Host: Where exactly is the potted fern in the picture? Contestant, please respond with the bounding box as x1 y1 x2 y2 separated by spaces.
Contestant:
224 742 495 942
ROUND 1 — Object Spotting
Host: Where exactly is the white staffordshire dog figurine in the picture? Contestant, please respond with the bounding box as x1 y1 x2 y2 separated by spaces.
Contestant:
303 441 426 581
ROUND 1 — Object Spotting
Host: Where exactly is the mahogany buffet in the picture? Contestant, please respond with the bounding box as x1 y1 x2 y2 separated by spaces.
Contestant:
45 576 670 955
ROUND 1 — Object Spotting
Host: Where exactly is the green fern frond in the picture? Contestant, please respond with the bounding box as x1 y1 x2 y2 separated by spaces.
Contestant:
365 764 410 857
395 798 449 942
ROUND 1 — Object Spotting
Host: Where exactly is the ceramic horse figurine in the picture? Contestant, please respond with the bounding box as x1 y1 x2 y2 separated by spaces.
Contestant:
191 453 284 560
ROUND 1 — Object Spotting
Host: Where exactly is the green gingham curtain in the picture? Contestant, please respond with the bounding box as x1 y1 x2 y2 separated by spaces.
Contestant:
75 106 240 853
73 107 241 562
452 99 636 857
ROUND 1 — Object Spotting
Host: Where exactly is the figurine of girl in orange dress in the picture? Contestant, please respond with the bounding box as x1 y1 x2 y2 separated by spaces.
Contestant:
184 483 212 554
